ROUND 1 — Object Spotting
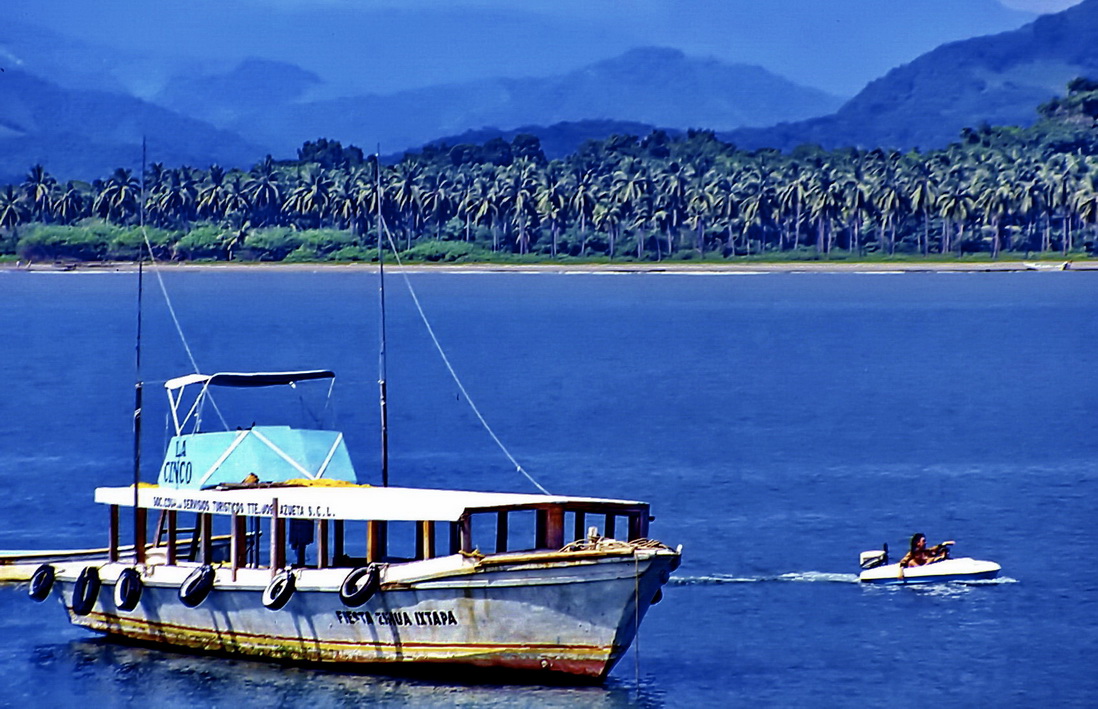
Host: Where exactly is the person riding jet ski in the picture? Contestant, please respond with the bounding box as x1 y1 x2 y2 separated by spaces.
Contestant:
899 533 953 568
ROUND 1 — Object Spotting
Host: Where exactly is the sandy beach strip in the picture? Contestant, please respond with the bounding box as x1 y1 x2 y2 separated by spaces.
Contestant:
5 259 1095 274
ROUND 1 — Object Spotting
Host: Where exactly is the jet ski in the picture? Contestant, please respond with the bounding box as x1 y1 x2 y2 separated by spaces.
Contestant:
858 542 1001 585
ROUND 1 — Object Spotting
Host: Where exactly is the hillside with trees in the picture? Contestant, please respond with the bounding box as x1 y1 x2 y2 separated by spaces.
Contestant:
728 0 1098 151
2 81 1098 265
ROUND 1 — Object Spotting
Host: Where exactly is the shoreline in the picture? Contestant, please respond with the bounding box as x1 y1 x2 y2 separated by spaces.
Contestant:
3 259 1094 274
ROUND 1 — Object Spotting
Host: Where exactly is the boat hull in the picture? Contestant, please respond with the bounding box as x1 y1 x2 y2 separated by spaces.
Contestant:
859 557 1001 585
50 550 677 681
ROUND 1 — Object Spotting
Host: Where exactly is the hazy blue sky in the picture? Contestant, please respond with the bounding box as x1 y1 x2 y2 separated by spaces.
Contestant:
9 0 1083 97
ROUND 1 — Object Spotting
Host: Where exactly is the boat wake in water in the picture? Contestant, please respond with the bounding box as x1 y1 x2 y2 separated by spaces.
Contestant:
671 573 1018 586
671 572 860 585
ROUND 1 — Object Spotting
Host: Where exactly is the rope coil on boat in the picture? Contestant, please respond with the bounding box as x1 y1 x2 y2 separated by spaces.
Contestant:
558 537 676 554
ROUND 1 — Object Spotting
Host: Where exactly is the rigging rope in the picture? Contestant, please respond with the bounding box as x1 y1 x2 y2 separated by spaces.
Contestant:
378 217 551 495
140 228 229 431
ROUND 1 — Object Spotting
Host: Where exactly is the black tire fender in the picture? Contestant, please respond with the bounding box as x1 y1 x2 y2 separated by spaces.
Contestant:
114 567 143 612
179 565 215 608
262 569 296 611
28 564 55 602
71 566 101 616
339 565 381 608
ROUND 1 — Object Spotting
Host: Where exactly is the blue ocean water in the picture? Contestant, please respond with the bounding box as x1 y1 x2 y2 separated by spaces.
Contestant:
0 268 1095 707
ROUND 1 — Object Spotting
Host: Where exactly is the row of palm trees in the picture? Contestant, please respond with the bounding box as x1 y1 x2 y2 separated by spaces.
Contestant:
3 134 1097 261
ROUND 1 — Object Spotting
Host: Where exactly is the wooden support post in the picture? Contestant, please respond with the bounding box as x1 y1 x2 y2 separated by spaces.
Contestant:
496 511 508 553
135 507 148 564
414 521 437 560
154 510 167 546
367 520 387 563
270 498 285 573
573 511 586 543
629 510 649 540
536 509 548 549
108 505 119 563
605 513 616 540
460 516 473 554
546 507 564 550
449 522 461 555
188 516 201 562
333 520 345 564
199 513 212 564
317 520 329 569
166 510 177 565
231 515 248 577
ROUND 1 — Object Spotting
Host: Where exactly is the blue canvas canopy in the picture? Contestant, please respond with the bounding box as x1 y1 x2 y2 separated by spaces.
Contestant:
158 370 356 489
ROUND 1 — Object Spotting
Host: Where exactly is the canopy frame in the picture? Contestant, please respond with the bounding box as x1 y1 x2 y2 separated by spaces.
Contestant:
165 370 336 436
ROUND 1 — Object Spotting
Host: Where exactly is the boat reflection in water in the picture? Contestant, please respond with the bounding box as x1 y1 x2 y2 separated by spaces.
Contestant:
37 639 664 707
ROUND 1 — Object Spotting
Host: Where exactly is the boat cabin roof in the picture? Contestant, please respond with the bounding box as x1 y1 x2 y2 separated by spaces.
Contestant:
165 370 335 391
94 484 647 522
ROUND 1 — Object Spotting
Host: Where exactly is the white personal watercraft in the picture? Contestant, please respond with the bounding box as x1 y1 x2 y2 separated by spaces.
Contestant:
858 542 1001 585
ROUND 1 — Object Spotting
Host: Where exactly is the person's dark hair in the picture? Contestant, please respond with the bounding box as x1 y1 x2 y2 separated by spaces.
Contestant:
910 533 926 552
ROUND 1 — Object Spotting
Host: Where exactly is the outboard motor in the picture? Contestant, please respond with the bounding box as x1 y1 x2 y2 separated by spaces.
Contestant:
859 543 889 570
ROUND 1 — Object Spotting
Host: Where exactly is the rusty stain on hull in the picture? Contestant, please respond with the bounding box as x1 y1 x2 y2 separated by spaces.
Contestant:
75 610 617 678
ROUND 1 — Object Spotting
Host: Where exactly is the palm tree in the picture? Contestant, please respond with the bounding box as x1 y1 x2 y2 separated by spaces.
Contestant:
246 157 283 227
283 168 334 228
808 170 844 255
874 180 906 255
592 200 623 259
611 159 652 259
151 167 199 230
196 165 228 221
52 182 89 226
390 161 425 251
536 166 568 258
777 170 808 250
569 168 599 255
906 164 937 256
656 162 690 256
685 170 719 255
499 160 540 254
22 164 57 223
93 168 142 224
219 176 252 227
977 181 1014 258
0 185 28 247
936 187 974 255
420 170 452 241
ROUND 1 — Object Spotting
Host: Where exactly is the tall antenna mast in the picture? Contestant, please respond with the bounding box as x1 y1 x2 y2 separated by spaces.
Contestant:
133 137 147 563
376 147 389 487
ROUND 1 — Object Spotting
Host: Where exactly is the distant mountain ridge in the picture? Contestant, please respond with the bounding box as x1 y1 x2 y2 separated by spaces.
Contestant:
724 0 1098 150
198 47 844 156
0 68 263 183
154 59 323 126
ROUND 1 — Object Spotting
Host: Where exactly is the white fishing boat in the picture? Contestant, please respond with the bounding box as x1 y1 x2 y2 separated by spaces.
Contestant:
857 544 1000 585
27 370 681 681
1023 261 1070 271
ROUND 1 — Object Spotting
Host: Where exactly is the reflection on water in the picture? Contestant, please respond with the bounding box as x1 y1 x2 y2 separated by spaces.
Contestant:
17 639 664 709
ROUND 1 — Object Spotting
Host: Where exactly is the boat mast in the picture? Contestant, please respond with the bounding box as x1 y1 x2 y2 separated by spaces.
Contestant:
133 138 146 562
376 147 389 487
